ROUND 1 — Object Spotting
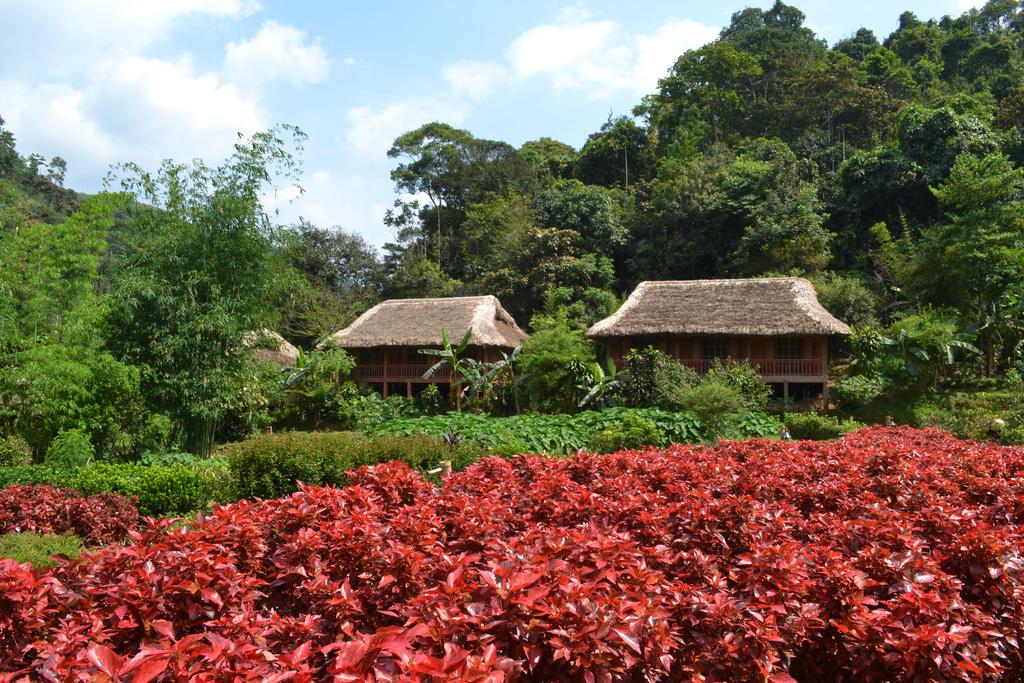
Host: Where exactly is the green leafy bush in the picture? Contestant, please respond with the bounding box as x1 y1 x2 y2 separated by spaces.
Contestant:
587 412 660 454
0 462 231 516
220 431 488 500
376 407 705 454
44 430 94 469
834 374 888 407
0 532 83 567
415 384 444 415
619 347 699 410
0 435 32 467
517 315 597 412
784 413 864 440
332 386 420 431
704 359 771 413
731 412 783 439
678 382 746 437
139 450 198 466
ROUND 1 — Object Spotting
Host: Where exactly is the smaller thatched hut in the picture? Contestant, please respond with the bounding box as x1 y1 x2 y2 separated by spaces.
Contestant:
587 278 850 399
246 330 300 369
324 295 528 397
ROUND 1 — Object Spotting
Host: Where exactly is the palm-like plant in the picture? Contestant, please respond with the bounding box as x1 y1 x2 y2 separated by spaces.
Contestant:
483 345 522 414
578 358 624 408
420 328 474 412
279 346 354 426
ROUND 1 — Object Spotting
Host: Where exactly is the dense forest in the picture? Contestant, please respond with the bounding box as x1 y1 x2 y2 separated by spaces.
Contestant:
2 0 1024 457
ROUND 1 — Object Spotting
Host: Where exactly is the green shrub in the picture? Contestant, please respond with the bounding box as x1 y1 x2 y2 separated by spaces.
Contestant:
0 532 83 567
71 462 232 516
731 412 782 439
333 387 420 431
0 461 231 516
0 435 32 467
678 382 746 437
44 429 94 469
587 412 660 454
619 347 699 410
834 374 888 407
139 450 198 466
517 314 597 412
415 384 444 415
704 359 771 413
138 414 174 454
784 413 864 440
220 431 490 500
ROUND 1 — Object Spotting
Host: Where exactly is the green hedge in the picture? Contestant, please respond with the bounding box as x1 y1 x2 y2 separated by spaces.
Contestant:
784 413 864 441
0 461 232 516
373 408 710 454
219 431 491 500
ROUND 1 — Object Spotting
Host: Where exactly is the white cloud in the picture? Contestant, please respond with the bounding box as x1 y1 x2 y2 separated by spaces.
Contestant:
953 0 983 10
443 8 718 100
0 0 260 75
0 55 267 186
443 60 508 99
223 20 331 86
508 8 618 86
629 19 721 94
263 169 392 243
345 100 467 159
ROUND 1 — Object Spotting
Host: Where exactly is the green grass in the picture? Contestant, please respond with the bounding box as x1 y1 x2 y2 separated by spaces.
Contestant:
0 532 84 567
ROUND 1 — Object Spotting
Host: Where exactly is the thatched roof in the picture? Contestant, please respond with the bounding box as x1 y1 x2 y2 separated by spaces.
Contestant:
324 295 528 349
587 278 851 338
246 330 301 368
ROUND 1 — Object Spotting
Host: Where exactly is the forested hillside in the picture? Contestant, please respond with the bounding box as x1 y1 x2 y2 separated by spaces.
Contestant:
1 0 1023 456
375 1 1024 345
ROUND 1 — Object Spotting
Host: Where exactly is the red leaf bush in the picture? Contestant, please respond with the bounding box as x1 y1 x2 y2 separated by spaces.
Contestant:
0 484 140 545
1 427 1023 681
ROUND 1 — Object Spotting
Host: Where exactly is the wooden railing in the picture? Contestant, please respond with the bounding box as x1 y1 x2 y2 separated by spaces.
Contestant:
612 357 825 378
354 363 451 380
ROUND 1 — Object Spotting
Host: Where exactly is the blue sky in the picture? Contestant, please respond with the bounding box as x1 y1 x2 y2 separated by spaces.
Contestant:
0 0 978 245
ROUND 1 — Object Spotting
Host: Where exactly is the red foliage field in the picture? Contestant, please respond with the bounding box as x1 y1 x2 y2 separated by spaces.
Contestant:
0 484 140 545
1 427 1023 681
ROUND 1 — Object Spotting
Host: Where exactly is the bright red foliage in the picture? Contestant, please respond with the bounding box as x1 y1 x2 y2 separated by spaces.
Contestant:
1 427 1023 681
0 484 140 545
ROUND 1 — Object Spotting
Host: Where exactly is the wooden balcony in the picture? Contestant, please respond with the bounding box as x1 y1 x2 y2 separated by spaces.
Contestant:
612 357 825 378
354 363 451 381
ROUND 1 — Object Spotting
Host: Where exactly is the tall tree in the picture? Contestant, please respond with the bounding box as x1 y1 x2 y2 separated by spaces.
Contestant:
104 126 305 456
908 152 1024 374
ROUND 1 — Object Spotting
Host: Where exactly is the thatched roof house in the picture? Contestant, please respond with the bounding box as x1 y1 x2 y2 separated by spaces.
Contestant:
324 295 528 350
325 295 528 398
587 278 850 338
588 278 850 401
246 330 300 368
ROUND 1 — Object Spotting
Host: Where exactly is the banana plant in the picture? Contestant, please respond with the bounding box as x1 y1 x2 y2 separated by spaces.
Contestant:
420 328 474 412
578 358 624 408
483 345 522 414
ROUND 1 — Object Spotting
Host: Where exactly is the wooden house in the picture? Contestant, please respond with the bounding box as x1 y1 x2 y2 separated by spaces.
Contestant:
323 295 528 398
586 278 851 400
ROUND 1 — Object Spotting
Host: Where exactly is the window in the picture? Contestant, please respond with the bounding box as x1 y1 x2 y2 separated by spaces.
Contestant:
702 337 729 359
775 336 804 359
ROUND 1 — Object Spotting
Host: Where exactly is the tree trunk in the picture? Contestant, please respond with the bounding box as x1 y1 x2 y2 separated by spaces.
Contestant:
185 415 218 459
984 329 995 378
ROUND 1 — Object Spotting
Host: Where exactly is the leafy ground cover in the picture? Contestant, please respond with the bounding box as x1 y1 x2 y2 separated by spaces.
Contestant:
373 407 764 454
0 533 83 568
1 426 1022 680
